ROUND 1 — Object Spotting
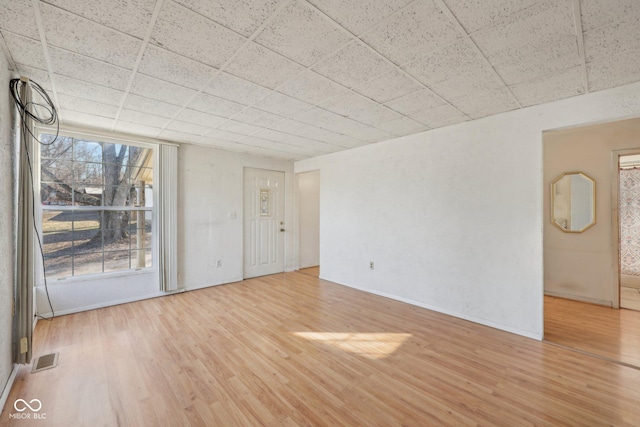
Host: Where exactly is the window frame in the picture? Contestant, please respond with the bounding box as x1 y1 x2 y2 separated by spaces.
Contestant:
34 127 159 284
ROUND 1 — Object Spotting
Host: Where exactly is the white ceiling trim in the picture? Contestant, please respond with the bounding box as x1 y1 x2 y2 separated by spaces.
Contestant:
31 0 60 109
571 0 589 94
433 0 522 109
111 0 165 131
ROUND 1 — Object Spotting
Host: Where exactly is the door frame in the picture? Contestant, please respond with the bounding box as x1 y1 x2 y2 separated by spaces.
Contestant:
243 167 286 279
295 169 320 271
611 148 640 309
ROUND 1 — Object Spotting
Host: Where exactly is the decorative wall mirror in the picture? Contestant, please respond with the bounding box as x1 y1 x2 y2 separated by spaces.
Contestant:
551 172 596 232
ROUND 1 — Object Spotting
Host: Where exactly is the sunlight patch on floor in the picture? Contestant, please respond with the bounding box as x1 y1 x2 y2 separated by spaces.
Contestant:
291 332 412 360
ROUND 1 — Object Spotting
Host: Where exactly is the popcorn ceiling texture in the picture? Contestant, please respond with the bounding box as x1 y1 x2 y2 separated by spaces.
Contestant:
1 0 638 159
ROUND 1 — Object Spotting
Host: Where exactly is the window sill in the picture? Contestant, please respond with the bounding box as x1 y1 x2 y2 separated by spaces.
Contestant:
36 267 157 286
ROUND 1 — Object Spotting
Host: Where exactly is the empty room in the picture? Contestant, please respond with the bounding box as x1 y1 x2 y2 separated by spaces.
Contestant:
1 0 640 425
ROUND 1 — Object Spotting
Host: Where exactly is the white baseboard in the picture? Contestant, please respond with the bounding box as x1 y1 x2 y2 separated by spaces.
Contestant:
38 276 252 317
184 277 243 292
36 291 175 318
620 274 640 289
544 290 612 307
320 275 543 341
0 364 19 415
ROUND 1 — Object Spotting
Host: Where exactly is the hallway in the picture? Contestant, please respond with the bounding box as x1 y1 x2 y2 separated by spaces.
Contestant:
544 295 640 368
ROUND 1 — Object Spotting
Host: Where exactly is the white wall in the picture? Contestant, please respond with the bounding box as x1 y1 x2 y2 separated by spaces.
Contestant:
36 270 160 316
296 81 640 340
297 170 320 268
544 118 640 306
0 53 15 402
37 138 296 315
178 144 294 290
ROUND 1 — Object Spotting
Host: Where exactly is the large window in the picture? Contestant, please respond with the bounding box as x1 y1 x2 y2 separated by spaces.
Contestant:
40 133 154 278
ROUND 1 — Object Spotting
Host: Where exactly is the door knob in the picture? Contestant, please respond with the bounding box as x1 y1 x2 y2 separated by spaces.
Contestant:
280 228 285 232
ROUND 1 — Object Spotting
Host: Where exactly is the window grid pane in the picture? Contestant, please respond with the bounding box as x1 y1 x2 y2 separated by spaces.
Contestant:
40 134 154 279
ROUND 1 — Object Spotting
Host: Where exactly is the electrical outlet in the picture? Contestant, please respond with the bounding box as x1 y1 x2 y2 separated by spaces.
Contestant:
216 260 222 268
370 261 374 270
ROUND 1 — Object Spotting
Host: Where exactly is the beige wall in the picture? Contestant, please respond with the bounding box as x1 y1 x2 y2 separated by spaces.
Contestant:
544 117 640 306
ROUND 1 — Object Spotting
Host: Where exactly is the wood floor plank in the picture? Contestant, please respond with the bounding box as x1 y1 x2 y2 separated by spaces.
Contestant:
544 295 640 368
297 266 320 277
621 286 640 310
3 274 640 426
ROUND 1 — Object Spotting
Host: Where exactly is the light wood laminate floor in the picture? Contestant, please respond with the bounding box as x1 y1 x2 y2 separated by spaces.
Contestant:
3 274 640 426
544 295 640 368
297 266 319 278
621 286 640 310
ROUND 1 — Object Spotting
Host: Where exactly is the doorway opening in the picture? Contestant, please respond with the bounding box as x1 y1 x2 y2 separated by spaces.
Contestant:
543 117 640 369
296 170 319 278
618 154 640 311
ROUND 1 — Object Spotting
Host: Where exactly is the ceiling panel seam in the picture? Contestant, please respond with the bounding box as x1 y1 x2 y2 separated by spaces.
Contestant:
199 0 436 146
14 0 626 157
168 0 264 40
195 0 438 144
28 4 238 76
153 0 295 140
185 15 364 141
111 0 166 132
27 0 436 145
31 0 60 110
571 0 589 94
38 1 148 40
196 43 358 140
230 139 318 157
303 0 472 122
433 0 523 109
196 136 304 159
305 0 457 121
21 39 133 71
15 0 448 129
207 111 353 150
266 2 416 129
0 32 18 72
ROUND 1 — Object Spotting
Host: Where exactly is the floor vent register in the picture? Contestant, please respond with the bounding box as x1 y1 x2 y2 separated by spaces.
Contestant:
31 353 59 373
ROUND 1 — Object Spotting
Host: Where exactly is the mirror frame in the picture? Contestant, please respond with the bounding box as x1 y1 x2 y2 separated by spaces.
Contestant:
550 171 596 233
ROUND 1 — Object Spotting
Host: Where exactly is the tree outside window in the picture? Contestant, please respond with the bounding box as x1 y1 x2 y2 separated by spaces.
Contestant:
40 133 154 278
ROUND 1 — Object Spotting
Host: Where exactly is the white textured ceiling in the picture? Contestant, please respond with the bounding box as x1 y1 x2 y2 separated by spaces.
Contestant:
0 0 638 160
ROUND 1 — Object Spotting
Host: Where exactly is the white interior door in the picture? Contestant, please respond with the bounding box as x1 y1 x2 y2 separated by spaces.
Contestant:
244 168 285 278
